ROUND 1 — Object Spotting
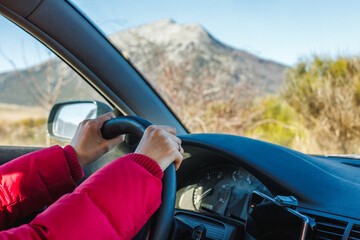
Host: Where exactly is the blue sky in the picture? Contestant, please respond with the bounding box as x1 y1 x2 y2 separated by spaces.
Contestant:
1 0 360 73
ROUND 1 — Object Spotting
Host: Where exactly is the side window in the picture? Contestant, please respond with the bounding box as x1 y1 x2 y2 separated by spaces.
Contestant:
0 16 107 147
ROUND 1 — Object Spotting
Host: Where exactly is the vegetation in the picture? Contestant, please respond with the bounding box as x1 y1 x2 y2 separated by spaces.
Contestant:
148 55 360 154
0 117 47 146
2 55 360 155
246 96 303 148
0 104 62 146
282 56 360 153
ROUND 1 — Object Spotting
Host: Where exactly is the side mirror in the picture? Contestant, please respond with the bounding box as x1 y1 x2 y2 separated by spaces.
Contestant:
47 100 112 142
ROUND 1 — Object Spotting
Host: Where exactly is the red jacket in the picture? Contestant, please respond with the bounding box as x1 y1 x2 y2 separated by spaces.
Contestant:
0 145 163 239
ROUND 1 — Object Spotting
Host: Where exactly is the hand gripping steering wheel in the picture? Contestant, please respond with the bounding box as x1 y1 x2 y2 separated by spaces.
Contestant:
101 116 176 240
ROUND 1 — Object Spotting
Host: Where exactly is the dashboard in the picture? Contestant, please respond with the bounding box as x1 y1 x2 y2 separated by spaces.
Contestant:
174 133 360 239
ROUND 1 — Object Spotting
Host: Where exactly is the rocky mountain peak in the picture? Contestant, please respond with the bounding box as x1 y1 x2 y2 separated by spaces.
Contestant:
108 19 286 93
110 19 212 50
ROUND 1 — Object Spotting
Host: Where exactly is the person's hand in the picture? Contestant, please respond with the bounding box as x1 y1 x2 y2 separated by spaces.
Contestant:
135 125 184 171
71 112 125 167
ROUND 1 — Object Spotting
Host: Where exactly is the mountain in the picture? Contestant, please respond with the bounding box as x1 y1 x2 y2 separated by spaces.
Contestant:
109 19 287 93
0 19 287 107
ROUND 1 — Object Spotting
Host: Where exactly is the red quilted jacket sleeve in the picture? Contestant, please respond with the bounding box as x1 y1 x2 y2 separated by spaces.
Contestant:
0 151 163 239
0 145 83 230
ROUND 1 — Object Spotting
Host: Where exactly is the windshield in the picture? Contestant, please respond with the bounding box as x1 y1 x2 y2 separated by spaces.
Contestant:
72 1 360 155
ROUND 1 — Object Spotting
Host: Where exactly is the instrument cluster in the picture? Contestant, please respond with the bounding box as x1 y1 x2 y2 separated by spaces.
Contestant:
175 164 272 220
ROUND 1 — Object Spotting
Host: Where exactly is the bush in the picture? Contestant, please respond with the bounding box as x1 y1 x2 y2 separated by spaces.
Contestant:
283 56 360 154
247 96 303 148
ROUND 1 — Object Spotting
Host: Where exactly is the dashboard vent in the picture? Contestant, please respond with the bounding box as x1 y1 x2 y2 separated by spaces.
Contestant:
307 214 347 240
175 213 225 240
343 162 360 168
349 224 360 240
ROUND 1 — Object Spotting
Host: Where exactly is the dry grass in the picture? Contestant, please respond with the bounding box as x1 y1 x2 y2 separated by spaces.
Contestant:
0 104 46 122
0 104 55 146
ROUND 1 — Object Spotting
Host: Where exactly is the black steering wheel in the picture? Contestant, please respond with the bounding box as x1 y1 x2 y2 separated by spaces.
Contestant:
101 116 176 240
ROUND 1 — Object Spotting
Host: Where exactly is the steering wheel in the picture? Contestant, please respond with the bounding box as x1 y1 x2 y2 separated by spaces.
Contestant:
101 116 176 240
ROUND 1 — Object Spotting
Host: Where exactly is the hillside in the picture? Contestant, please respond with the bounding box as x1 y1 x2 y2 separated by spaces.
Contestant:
0 60 101 108
0 19 287 107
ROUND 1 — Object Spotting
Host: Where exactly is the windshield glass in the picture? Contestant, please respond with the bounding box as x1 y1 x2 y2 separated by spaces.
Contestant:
69 0 360 155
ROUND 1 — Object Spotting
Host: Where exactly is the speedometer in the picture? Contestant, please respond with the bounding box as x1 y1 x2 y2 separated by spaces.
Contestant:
192 167 232 215
176 165 272 220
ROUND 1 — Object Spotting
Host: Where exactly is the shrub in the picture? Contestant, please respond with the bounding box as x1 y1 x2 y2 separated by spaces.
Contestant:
247 96 303 148
283 56 360 154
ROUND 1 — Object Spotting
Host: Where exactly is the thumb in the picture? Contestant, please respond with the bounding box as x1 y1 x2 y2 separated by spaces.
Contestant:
96 112 116 125
105 134 125 149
